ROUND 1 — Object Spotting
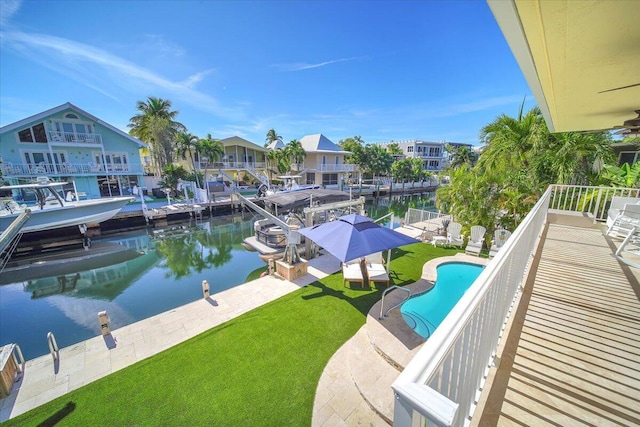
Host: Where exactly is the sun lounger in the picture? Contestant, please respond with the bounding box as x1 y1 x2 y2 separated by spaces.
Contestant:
342 259 364 288
607 202 640 238
365 252 390 287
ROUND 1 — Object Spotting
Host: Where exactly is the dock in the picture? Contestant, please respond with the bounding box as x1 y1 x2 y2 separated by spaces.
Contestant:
0 253 342 421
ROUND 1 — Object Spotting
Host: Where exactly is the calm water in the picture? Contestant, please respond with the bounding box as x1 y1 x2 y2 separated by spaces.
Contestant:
401 262 484 338
0 193 435 360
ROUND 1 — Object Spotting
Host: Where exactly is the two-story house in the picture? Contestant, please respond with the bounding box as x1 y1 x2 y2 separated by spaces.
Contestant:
298 134 357 187
192 136 269 186
0 102 145 199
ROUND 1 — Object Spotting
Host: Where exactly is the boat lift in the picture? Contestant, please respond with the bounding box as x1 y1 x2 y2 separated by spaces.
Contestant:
232 193 301 264
233 192 366 261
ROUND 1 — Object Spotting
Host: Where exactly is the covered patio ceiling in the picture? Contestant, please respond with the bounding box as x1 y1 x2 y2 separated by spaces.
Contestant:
488 0 640 133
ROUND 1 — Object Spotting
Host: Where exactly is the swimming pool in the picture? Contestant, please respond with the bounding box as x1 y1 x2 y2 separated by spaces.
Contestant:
400 262 484 338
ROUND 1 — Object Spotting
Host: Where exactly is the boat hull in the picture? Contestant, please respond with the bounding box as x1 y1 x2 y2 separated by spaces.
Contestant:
0 197 133 233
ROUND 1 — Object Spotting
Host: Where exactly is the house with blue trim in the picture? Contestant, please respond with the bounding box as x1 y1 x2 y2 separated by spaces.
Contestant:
0 102 145 199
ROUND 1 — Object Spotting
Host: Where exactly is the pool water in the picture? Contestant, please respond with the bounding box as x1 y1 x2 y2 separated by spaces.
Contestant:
400 262 484 338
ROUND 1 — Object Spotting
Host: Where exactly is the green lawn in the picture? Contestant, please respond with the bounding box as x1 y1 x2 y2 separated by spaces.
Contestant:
7 243 457 426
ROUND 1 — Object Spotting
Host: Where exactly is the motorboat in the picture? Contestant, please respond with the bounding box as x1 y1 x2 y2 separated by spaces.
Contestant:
0 178 133 235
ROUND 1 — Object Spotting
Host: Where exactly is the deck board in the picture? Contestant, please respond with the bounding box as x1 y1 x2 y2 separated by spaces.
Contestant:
474 223 640 426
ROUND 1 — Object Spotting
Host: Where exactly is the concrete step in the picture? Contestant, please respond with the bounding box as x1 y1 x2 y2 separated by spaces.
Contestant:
348 326 399 425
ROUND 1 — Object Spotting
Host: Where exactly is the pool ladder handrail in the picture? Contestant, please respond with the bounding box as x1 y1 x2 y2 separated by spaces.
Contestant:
379 285 412 319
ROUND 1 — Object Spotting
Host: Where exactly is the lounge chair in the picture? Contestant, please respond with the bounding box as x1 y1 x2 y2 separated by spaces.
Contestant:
342 258 364 288
465 225 486 256
606 202 640 238
606 196 639 229
447 222 464 248
365 252 390 287
489 229 511 258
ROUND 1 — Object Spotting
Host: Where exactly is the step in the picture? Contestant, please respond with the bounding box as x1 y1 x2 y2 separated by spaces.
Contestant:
348 326 398 424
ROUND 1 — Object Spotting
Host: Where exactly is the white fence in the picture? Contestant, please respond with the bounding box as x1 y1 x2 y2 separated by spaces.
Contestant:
391 185 638 426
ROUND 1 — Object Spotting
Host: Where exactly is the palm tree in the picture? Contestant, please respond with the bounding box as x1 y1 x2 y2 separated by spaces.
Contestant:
175 132 201 188
199 134 224 194
447 144 477 169
265 129 283 148
128 97 186 175
284 139 306 173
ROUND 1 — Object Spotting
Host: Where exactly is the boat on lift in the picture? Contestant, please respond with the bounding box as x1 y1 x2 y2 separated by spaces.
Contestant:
0 177 133 237
256 175 320 198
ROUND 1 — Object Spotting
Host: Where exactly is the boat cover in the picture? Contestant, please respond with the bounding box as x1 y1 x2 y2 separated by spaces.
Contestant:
263 189 351 211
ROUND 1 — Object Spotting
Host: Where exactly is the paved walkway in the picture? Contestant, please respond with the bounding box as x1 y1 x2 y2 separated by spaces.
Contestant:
0 254 341 421
312 252 490 426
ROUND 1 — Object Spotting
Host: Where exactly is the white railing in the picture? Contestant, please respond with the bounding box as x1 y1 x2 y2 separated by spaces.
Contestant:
391 183 640 426
392 187 550 426
404 208 451 232
47 131 102 144
0 162 143 176
197 161 267 170
548 185 640 221
392 184 639 425
314 163 358 172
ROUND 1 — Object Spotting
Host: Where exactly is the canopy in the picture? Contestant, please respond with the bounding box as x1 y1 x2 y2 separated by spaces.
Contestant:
297 213 418 262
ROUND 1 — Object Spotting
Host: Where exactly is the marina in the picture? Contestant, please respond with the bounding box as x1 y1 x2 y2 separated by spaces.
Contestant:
0 193 437 362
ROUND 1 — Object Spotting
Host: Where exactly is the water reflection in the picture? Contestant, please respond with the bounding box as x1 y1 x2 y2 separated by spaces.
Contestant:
0 195 435 360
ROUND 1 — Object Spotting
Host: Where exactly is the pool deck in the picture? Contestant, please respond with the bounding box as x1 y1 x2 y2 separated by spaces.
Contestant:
0 253 341 421
311 251 489 426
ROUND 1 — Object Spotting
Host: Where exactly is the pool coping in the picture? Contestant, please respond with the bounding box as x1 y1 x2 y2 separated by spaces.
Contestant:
366 253 490 371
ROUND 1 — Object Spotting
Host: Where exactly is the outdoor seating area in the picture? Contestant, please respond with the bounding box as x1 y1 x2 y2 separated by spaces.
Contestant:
489 228 511 258
365 252 390 287
342 259 364 287
606 196 640 238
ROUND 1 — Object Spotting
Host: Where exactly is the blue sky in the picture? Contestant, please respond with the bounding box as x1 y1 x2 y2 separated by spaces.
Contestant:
0 0 534 146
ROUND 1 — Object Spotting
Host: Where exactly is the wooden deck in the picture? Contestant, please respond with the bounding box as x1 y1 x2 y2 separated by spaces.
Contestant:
473 222 640 426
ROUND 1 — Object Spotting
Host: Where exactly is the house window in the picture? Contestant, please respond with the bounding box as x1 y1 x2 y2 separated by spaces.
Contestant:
53 120 95 142
22 150 67 172
322 173 338 185
306 173 315 185
17 122 47 143
407 146 413 153
65 114 79 119
335 156 339 164
322 156 326 165
95 152 129 172
619 151 639 165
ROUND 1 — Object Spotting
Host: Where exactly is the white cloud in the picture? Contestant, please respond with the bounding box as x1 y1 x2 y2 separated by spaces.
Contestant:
272 56 366 72
0 0 21 26
0 29 243 120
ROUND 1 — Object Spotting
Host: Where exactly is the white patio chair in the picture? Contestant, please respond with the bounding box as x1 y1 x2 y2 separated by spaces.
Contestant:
607 203 640 239
465 225 486 256
447 222 464 248
606 196 639 229
342 258 364 288
489 229 512 258
365 252 390 288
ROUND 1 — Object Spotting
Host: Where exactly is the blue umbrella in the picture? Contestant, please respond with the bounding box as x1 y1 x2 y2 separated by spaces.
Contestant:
297 213 419 263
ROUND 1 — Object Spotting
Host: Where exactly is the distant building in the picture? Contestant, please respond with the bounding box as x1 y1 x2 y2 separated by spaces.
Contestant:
0 102 145 198
378 140 448 171
298 134 357 187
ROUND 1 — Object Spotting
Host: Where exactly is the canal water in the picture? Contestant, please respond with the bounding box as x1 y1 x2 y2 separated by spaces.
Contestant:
0 193 435 360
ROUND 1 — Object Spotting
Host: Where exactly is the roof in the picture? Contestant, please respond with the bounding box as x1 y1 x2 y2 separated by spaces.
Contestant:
0 102 146 147
219 136 268 152
488 0 640 133
267 140 286 150
299 134 351 154
262 189 351 211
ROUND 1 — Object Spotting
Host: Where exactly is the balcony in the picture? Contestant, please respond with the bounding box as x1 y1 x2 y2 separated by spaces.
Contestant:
393 185 640 426
196 161 267 170
314 163 358 172
0 162 142 176
47 131 103 145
